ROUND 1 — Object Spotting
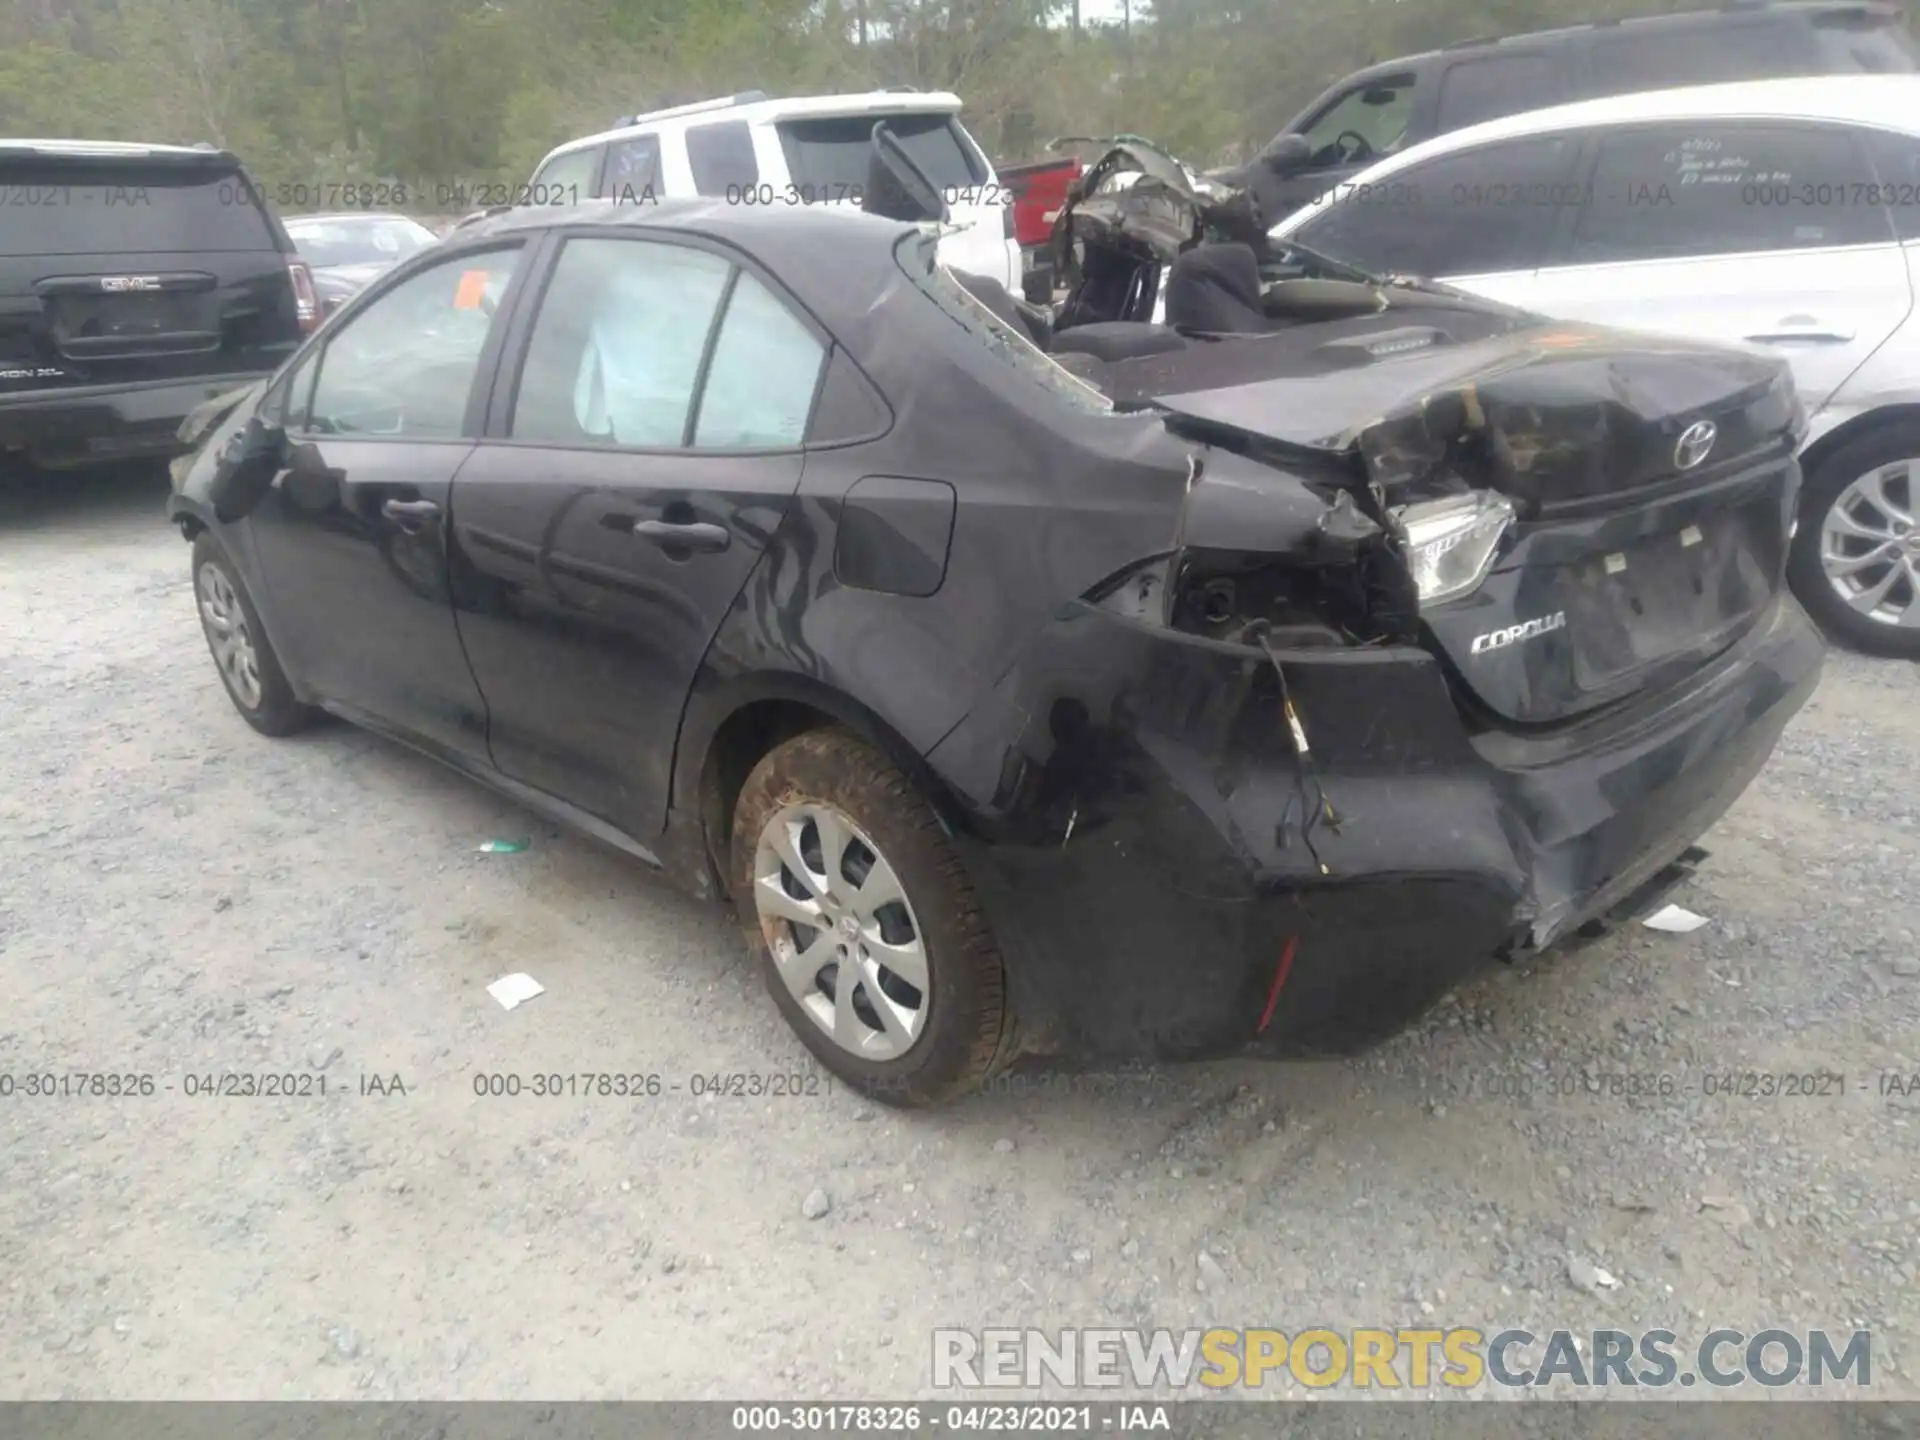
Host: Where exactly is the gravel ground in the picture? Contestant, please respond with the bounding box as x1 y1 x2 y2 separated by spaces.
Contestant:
3 465 1917 1402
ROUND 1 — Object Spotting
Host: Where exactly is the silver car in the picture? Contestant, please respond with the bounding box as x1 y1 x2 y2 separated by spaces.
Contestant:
282 212 440 317
1265 74 1920 657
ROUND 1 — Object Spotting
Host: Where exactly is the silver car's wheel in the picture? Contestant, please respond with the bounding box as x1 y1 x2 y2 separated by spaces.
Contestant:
197 560 264 709
1819 459 1920 629
752 801 930 1062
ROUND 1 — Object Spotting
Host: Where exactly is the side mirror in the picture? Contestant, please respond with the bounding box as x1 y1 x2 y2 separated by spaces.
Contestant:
207 414 288 522
862 122 950 225
1260 134 1312 177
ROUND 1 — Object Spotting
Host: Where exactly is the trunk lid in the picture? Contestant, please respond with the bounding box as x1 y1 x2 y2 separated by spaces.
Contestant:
0 148 301 397
1134 312 1803 726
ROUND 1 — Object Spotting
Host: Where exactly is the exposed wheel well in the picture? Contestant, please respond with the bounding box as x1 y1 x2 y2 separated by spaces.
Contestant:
697 699 840 882
693 694 967 891
1802 404 1920 480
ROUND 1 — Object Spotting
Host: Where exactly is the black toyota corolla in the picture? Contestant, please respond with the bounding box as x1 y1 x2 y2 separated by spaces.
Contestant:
167 168 1823 1105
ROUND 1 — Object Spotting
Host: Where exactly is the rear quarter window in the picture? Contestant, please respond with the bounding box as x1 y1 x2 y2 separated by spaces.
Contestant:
777 113 988 194
686 121 759 195
0 160 276 257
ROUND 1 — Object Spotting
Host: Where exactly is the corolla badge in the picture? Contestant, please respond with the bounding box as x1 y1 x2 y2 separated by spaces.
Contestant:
1470 611 1567 656
1674 419 1717 471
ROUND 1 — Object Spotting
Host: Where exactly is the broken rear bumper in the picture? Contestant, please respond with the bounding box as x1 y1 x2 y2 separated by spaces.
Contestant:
926 591 1822 1064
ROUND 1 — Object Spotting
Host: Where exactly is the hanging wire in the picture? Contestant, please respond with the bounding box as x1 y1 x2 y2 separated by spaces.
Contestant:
1251 624 1341 876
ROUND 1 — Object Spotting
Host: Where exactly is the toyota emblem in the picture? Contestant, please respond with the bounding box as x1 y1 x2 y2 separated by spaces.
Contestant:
1674 419 1717 471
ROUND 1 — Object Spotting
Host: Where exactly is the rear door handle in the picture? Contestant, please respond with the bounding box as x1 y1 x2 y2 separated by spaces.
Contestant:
381 497 441 534
632 519 730 553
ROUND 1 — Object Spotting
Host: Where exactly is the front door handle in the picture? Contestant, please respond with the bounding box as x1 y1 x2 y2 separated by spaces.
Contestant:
381 497 442 534
1745 323 1855 344
632 519 730 553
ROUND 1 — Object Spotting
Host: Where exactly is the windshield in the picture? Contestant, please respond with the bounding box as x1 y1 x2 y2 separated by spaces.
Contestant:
285 216 437 268
896 233 1110 415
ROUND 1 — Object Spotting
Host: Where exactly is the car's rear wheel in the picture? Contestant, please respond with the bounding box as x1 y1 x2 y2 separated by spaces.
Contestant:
1790 426 1920 657
730 727 1018 1107
191 531 315 736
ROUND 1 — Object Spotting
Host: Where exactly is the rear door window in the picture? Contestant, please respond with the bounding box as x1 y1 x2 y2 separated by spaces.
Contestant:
1436 54 1558 133
602 135 662 201
1564 123 1890 264
1292 134 1577 278
510 235 828 449
775 112 987 195
1577 23 1795 94
0 159 275 256
693 272 826 448
511 237 734 446
686 121 759 196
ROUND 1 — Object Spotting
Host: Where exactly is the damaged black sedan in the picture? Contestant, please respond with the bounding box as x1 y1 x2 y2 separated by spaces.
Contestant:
167 145 1822 1106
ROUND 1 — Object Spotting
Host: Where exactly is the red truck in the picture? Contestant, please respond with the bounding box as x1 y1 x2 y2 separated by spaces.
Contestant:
995 154 1083 304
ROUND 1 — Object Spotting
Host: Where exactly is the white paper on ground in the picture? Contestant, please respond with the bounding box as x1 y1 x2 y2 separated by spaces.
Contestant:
486 972 545 1010
1641 904 1710 934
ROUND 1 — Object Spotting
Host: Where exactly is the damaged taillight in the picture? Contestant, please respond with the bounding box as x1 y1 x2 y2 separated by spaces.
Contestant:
1397 491 1513 604
1085 446 1426 646
287 260 319 334
1088 533 1417 648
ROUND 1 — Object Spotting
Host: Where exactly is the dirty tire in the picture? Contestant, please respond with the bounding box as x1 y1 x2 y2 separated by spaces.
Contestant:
191 531 316 737
1789 424 1920 658
730 726 1018 1107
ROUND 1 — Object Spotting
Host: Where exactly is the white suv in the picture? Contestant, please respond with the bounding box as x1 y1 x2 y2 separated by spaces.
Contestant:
523 90 1022 293
1266 75 1920 656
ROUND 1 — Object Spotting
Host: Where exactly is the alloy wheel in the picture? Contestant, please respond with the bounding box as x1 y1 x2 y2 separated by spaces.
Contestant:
196 562 264 710
751 802 930 1061
1819 459 1920 630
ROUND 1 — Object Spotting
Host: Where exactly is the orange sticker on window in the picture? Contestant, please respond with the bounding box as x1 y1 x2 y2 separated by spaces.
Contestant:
452 269 490 309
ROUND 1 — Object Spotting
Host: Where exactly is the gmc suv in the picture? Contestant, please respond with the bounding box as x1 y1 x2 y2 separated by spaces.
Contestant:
1 140 315 472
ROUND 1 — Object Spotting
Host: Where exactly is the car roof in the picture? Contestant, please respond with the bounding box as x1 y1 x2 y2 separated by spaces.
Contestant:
539 90 965 164
284 212 421 225
1338 1 1899 77
0 138 239 162
459 194 911 248
1286 73 1920 196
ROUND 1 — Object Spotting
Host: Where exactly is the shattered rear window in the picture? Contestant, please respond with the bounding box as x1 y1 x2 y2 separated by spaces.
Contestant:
895 234 1110 416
